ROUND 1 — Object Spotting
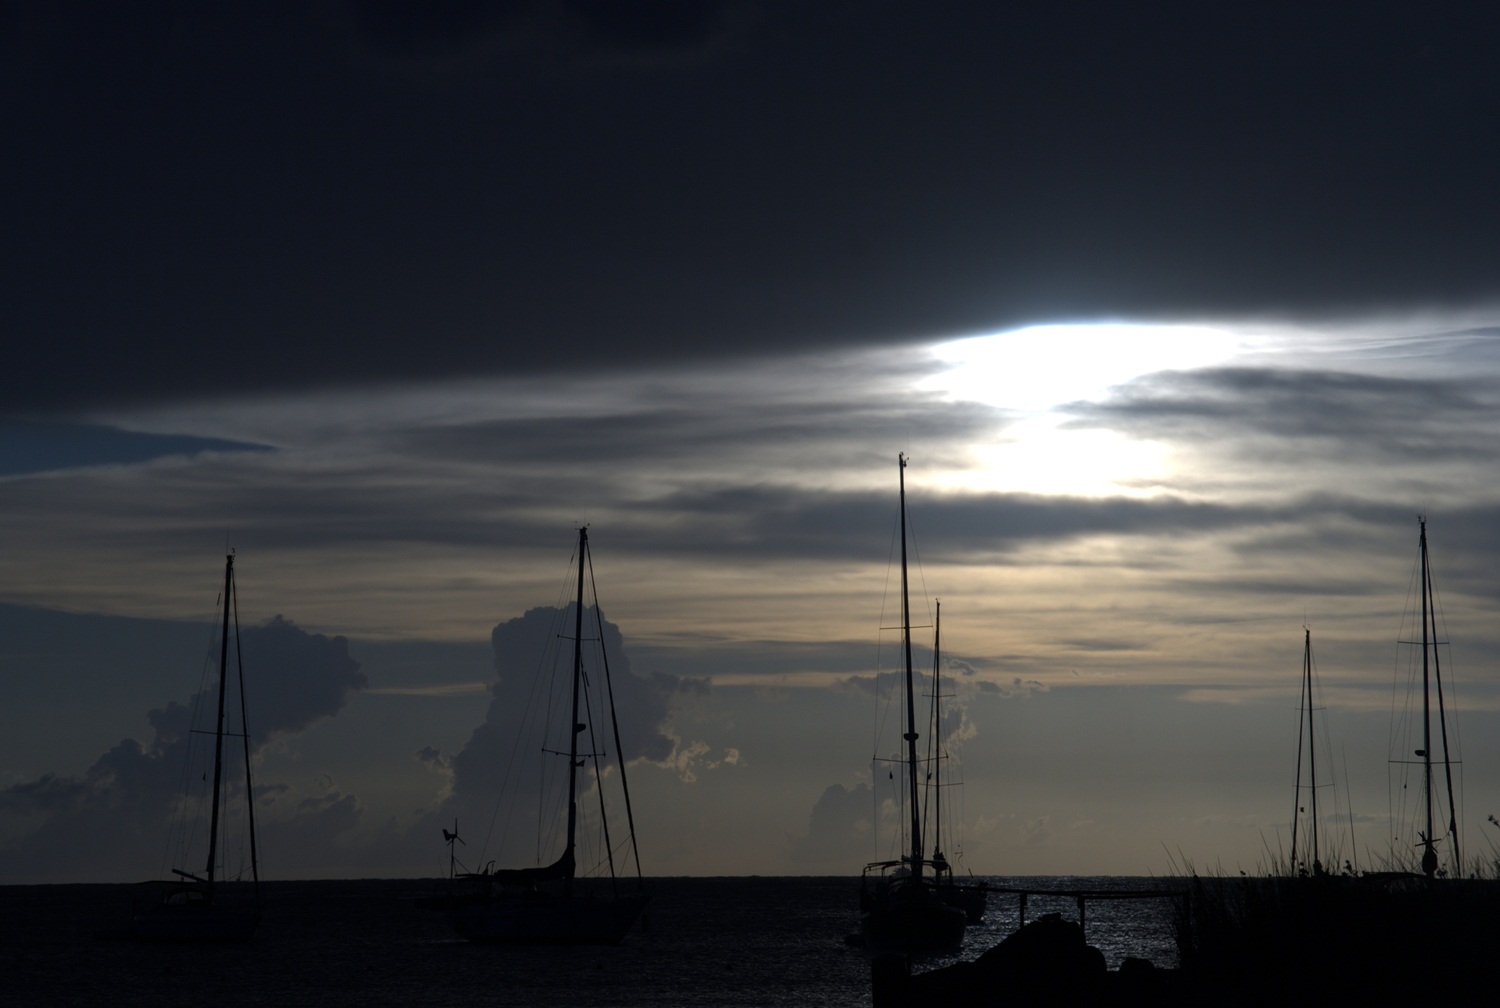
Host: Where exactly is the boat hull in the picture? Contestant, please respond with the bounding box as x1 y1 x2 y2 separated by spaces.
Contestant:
449 893 648 945
861 879 966 952
129 882 260 942
861 900 966 952
939 882 988 924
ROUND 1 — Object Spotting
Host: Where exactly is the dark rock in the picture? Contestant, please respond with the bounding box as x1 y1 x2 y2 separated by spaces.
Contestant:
873 913 1156 1007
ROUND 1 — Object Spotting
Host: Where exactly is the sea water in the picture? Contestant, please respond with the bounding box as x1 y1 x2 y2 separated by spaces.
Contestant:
1 876 1181 1007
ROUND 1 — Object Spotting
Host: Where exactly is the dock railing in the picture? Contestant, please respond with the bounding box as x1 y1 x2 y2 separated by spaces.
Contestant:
981 884 1184 941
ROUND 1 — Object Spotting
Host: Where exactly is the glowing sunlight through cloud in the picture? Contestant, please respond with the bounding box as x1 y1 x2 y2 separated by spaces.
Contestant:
964 419 1173 498
922 323 1240 411
919 323 1238 496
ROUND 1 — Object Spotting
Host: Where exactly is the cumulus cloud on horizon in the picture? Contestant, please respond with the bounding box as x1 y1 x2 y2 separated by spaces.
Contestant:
0 616 365 883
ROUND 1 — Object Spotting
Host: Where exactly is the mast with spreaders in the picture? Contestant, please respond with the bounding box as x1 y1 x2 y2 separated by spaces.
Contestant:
898 453 923 880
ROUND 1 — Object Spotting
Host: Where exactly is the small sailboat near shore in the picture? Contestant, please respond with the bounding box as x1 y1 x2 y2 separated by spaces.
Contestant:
131 551 261 942
858 455 967 952
447 527 649 944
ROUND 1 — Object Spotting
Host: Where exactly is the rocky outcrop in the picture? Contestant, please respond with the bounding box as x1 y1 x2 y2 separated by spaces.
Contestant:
873 913 1184 1007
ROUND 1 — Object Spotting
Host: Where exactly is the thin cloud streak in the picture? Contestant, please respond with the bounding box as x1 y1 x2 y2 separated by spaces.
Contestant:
365 683 491 698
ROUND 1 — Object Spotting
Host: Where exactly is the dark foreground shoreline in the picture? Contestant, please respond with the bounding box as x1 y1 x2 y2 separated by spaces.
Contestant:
1 875 1178 1006
877 873 1500 1007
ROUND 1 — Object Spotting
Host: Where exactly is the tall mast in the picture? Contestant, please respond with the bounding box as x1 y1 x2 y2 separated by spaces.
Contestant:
1291 627 1318 873
565 527 587 896
1418 518 1438 878
899 454 923 879
1302 628 1319 871
931 600 943 864
204 551 234 888
1430 542 1462 877
1416 516 1462 877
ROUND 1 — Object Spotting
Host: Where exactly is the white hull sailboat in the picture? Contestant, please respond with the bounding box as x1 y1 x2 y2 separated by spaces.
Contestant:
132 552 261 942
448 527 648 945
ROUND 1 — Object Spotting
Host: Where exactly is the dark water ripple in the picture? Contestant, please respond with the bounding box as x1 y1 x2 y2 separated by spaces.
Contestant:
1 876 1180 1006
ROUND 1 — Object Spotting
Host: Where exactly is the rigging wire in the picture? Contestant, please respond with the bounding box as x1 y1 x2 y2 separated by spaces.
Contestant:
231 559 260 893
477 548 575 872
589 549 646 887
160 571 230 880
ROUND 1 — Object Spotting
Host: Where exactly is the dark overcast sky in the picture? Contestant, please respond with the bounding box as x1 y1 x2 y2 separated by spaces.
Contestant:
6 1 1499 414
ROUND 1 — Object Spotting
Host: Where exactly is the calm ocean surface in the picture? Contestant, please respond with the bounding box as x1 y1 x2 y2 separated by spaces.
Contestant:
1 876 1181 1006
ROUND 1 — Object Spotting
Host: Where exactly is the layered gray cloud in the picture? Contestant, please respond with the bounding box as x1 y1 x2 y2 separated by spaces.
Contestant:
1071 366 1500 464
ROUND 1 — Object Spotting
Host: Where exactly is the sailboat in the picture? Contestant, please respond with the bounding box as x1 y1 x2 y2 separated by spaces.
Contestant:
1289 626 1351 877
448 527 649 944
1390 516 1463 879
859 455 967 951
132 551 261 942
926 601 987 922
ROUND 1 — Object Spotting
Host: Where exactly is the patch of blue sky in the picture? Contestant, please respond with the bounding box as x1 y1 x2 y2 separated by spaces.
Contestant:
0 421 271 476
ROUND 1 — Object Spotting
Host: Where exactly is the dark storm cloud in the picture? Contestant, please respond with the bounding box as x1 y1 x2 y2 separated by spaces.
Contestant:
349 0 742 63
7 4 1500 415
